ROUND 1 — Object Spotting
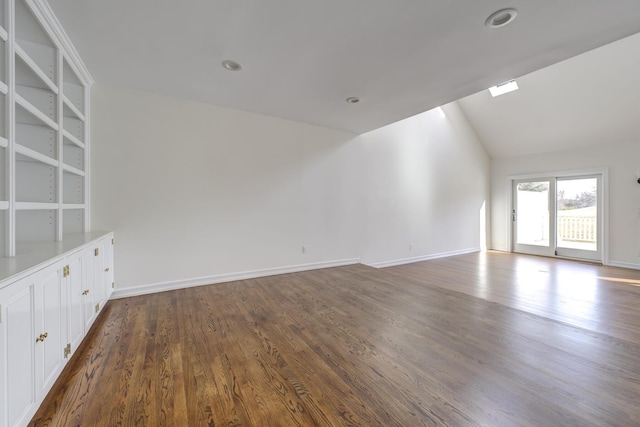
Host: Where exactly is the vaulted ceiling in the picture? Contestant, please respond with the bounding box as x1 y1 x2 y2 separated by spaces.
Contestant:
457 31 640 159
50 0 640 137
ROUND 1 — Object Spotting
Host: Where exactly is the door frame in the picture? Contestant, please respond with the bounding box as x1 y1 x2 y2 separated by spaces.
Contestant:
506 168 609 264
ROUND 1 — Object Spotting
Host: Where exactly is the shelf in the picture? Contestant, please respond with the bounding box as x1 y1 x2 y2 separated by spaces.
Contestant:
63 58 84 112
16 160 57 205
16 143 59 167
62 143 84 171
63 171 84 204
62 163 84 177
62 204 84 210
2 0 92 258
62 128 84 148
15 42 59 94
15 202 59 210
15 93 59 130
63 95 85 121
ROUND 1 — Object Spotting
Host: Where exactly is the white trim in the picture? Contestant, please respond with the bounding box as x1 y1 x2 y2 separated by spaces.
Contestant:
364 248 479 269
83 86 90 232
606 261 640 271
110 258 361 299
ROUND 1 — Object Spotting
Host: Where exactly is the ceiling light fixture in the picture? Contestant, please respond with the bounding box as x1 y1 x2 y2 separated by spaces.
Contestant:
345 97 360 104
221 60 243 71
485 8 518 29
489 80 519 97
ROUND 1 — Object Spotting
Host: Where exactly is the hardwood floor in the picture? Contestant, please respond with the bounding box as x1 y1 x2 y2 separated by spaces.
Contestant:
30 252 640 426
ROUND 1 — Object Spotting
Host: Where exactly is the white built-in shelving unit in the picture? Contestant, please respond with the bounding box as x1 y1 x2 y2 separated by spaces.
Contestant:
1 0 92 258
0 3 108 427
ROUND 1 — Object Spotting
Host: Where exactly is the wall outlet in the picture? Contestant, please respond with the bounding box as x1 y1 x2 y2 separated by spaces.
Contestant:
302 246 307 254
409 243 413 251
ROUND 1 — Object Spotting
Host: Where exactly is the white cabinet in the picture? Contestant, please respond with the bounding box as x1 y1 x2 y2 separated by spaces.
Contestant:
64 251 84 357
91 237 112 312
0 279 37 427
0 2 101 425
33 265 64 402
80 247 95 332
0 232 114 427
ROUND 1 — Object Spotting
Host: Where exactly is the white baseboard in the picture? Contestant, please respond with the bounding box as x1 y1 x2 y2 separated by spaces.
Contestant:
606 260 640 271
111 258 360 299
364 248 480 269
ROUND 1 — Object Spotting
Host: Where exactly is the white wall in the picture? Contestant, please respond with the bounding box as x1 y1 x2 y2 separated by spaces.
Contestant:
354 104 490 266
91 84 490 292
491 140 640 269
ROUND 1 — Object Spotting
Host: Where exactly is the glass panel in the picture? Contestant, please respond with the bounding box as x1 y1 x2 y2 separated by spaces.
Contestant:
516 181 550 246
557 178 597 252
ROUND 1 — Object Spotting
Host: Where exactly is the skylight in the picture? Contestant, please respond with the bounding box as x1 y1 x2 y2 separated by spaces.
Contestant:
489 80 519 97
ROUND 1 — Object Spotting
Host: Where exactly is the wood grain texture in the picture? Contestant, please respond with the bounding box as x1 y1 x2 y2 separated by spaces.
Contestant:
30 252 640 426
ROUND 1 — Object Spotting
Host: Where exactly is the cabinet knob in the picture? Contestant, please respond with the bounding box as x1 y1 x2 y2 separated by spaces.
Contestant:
82 289 90 295
36 332 48 342
105 267 110 272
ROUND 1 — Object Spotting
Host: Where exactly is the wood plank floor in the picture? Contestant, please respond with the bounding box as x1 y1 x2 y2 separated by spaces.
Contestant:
30 252 640 426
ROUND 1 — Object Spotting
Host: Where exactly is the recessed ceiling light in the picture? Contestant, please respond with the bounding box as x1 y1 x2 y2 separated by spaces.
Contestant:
489 80 519 97
345 97 360 104
221 60 243 71
485 8 518 29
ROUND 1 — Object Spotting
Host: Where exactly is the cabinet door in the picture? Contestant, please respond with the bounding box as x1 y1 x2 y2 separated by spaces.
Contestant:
0 280 36 427
82 249 96 331
66 254 85 356
105 236 114 300
33 267 64 400
92 241 106 311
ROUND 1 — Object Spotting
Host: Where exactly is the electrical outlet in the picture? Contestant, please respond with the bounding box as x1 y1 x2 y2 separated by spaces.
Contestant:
302 246 307 254
409 243 413 251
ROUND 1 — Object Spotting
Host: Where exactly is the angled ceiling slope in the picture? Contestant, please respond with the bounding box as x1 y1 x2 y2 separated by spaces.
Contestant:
458 31 640 159
50 0 640 134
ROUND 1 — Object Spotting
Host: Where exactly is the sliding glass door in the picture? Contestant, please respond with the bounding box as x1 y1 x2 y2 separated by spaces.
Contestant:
513 179 553 256
513 174 602 261
555 176 601 260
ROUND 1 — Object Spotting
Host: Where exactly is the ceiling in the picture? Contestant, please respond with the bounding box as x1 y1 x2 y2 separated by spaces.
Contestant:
49 0 640 134
458 31 640 158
